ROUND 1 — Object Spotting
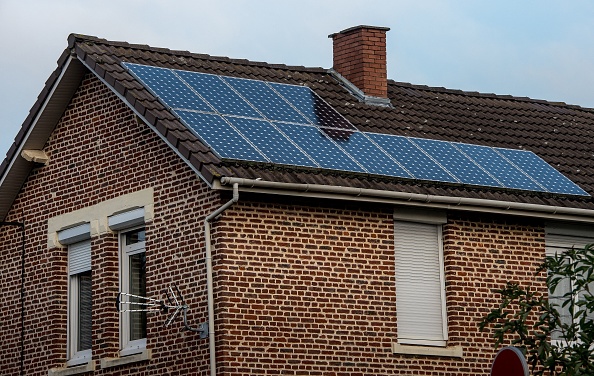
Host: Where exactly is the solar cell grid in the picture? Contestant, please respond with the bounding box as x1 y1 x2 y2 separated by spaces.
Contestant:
270 83 356 129
223 77 310 124
175 70 261 118
367 133 457 183
455 143 543 192
124 63 213 112
331 131 412 178
226 117 317 167
274 123 365 173
495 148 589 196
175 110 267 162
410 138 501 187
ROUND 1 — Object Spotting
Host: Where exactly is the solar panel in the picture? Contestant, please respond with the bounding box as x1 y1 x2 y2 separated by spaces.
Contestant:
455 143 543 191
495 148 589 196
269 83 356 129
367 133 458 183
124 63 212 112
410 138 501 187
175 110 267 162
175 70 262 118
124 62 589 197
225 117 317 167
325 130 412 178
274 123 365 173
223 77 310 124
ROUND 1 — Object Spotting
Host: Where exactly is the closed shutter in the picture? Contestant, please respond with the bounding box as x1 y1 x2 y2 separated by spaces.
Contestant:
69 239 91 275
394 221 446 346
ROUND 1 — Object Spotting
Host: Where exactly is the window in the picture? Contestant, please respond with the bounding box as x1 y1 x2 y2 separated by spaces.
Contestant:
545 223 594 343
68 239 92 366
394 209 447 347
120 228 147 356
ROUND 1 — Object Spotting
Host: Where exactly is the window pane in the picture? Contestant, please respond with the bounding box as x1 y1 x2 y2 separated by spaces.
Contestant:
129 252 146 341
126 229 145 245
77 271 92 351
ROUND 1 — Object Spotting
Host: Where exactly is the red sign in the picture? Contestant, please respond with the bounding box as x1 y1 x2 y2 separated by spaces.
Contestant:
490 346 529 376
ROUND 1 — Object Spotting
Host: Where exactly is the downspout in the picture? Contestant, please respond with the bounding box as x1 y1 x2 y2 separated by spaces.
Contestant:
204 183 239 376
0 221 25 376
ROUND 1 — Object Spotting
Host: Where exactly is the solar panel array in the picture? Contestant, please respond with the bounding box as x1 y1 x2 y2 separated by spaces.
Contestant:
123 62 589 197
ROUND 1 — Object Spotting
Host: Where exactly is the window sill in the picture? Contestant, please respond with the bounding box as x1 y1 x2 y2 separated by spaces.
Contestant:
100 348 151 369
392 343 464 358
48 360 96 376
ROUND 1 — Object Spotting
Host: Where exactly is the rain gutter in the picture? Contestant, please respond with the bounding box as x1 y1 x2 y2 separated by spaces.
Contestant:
217 177 594 223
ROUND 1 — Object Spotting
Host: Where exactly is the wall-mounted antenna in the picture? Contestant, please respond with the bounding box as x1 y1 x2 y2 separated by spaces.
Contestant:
117 285 208 339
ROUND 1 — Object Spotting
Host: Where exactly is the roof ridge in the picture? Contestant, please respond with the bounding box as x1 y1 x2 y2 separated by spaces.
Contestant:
389 79 594 113
68 33 327 74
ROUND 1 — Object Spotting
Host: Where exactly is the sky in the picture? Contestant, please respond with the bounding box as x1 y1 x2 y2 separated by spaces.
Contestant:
1 0 594 161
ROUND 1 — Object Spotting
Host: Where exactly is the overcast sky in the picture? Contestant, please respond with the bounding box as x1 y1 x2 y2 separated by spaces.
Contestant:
1 0 594 161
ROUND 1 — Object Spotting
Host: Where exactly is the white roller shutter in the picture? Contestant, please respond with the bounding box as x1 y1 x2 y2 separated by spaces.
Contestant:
394 220 447 346
69 239 91 276
545 227 594 331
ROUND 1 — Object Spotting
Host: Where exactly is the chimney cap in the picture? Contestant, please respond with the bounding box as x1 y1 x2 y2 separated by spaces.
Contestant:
328 25 390 39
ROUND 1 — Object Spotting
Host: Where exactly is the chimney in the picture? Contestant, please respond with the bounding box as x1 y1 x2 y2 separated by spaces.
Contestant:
329 25 390 100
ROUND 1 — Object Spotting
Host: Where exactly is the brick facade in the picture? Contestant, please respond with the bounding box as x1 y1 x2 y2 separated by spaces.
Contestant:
0 73 548 375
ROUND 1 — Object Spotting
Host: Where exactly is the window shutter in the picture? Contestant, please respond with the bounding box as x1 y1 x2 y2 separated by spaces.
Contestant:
394 221 446 346
545 231 594 326
69 240 91 276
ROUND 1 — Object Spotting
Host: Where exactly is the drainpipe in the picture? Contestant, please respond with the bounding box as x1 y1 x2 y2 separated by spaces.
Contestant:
204 183 239 376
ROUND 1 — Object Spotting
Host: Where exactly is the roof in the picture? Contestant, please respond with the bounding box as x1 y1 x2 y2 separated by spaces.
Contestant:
2 33 594 220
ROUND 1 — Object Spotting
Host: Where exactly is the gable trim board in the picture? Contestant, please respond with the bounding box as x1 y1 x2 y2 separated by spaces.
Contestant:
0 55 87 221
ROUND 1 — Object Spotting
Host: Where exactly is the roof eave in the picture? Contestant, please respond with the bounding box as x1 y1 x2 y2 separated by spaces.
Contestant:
0 54 87 221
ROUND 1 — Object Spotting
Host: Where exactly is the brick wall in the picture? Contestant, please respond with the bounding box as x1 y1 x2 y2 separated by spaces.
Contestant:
214 199 546 375
0 73 219 375
0 72 548 375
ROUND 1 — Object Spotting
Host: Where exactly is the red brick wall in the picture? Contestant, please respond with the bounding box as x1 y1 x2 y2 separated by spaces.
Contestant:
0 72 548 375
214 199 546 375
0 73 219 375
331 26 389 98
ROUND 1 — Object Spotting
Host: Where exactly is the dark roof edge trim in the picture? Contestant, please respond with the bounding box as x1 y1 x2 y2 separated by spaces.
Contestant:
0 56 85 221
216 177 594 223
328 69 392 107
76 56 214 188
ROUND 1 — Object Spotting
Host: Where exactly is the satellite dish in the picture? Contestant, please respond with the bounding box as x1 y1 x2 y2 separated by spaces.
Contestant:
490 346 529 376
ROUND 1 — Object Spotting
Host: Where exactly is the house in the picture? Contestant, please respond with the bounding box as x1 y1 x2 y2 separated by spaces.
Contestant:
1 24 594 375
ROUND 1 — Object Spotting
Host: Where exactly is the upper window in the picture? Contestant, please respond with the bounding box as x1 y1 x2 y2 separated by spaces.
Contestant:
67 239 92 365
394 209 447 347
120 228 147 356
545 223 594 343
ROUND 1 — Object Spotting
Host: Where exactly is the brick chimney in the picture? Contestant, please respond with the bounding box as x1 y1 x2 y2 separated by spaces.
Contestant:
329 25 390 99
